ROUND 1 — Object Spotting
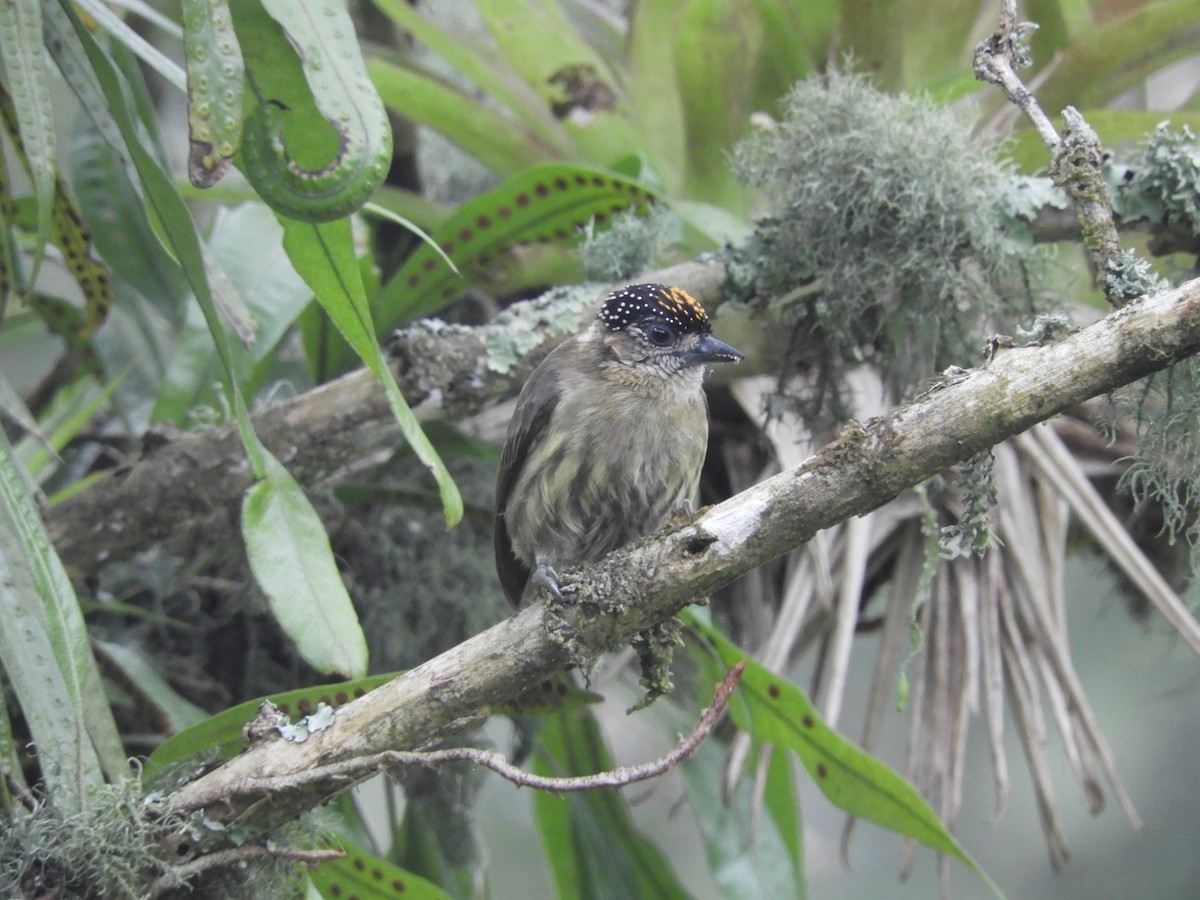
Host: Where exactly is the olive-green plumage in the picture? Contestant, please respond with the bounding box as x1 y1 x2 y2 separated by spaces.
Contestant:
494 284 744 604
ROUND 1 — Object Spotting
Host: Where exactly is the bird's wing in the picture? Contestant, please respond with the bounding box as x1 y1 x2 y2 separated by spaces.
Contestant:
494 353 564 605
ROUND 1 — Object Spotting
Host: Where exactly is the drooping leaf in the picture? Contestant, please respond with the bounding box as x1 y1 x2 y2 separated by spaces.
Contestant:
281 216 463 528
182 0 243 187
66 80 189 323
232 0 391 222
0 430 126 812
687 612 1005 899
242 450 369 679
0 0 56 283
532 706 690 900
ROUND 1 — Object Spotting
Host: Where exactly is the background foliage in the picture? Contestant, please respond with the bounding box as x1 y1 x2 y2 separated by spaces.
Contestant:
2 0 1200 898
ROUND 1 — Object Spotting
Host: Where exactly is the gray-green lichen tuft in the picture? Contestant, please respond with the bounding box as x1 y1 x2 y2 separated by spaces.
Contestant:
940 449 1001 559
483 284 601 374
579 206 682 282
1104 248 1168 302
1114 122 1200 236
0 779 177 899
728 70 1040 425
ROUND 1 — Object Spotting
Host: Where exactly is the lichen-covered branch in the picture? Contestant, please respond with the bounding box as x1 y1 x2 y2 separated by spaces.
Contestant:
172 661 743 817
974 0 1130 304
165 275 1200 835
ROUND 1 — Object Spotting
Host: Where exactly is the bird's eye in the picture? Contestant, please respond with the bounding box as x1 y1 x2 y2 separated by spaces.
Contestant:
646 324 674 346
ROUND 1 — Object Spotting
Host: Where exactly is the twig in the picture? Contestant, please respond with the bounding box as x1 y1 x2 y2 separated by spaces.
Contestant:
973 1 1060 150
0 761 38 812
177 663 742 812
974 0 1128 304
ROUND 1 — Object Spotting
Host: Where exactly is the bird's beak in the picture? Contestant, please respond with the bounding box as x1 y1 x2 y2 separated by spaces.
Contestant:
687 333 745 366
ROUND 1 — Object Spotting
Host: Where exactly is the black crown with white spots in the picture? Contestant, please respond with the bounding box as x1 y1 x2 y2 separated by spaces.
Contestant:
597 284 711 334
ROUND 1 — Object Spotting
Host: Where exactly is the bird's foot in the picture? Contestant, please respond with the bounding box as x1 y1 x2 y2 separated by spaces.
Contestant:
530 560 563 602
668 497 697 522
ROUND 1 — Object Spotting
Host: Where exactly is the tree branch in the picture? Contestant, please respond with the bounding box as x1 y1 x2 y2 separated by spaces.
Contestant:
174 661 743 813
165 275 1200 833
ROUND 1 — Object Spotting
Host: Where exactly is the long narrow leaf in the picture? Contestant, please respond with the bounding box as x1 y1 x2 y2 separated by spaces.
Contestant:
368 58 557 175
0 0 56 283
688 613 1005 899
532 706 690 899
280 217 463 528
683 740 806 900
145 672 397 774
0 432 125 811
310 837 451 900
371 0 572 152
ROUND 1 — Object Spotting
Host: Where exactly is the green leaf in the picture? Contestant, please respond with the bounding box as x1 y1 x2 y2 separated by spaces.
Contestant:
0 430 126 812
242 450 368 679
896 0 981 88
232 0 392 222
687 612 1005 899
67 102 189 321
145 672 398 775
625 0 689 194
683 740 806 900
309 837 451 900
368 58 559 175
62 4 261 454
745 0 834 111
378 162 655 326
477 0 619 111
532 706 690 900
0 0 56 283
673 0 761 210
371 0 571 152
1037 0 1200 113
280 217 463 528
182 0 244 187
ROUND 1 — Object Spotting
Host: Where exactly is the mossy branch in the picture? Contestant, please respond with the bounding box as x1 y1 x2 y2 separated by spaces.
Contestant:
165 274 1200 838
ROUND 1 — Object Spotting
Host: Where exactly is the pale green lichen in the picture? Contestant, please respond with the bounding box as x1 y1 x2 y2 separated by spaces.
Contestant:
728 70 1041 426
579 206 682 281
940 450 1001 559
483 284 599 374
1113 123 1200 234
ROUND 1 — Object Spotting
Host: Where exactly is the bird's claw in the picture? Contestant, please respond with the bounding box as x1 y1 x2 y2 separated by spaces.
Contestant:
531 562 562 601
669 497 696 521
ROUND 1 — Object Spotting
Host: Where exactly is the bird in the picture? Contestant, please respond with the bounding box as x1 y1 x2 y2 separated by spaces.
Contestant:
494 283 744 605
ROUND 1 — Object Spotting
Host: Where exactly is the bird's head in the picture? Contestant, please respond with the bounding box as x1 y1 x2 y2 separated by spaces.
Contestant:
592 284 744 378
